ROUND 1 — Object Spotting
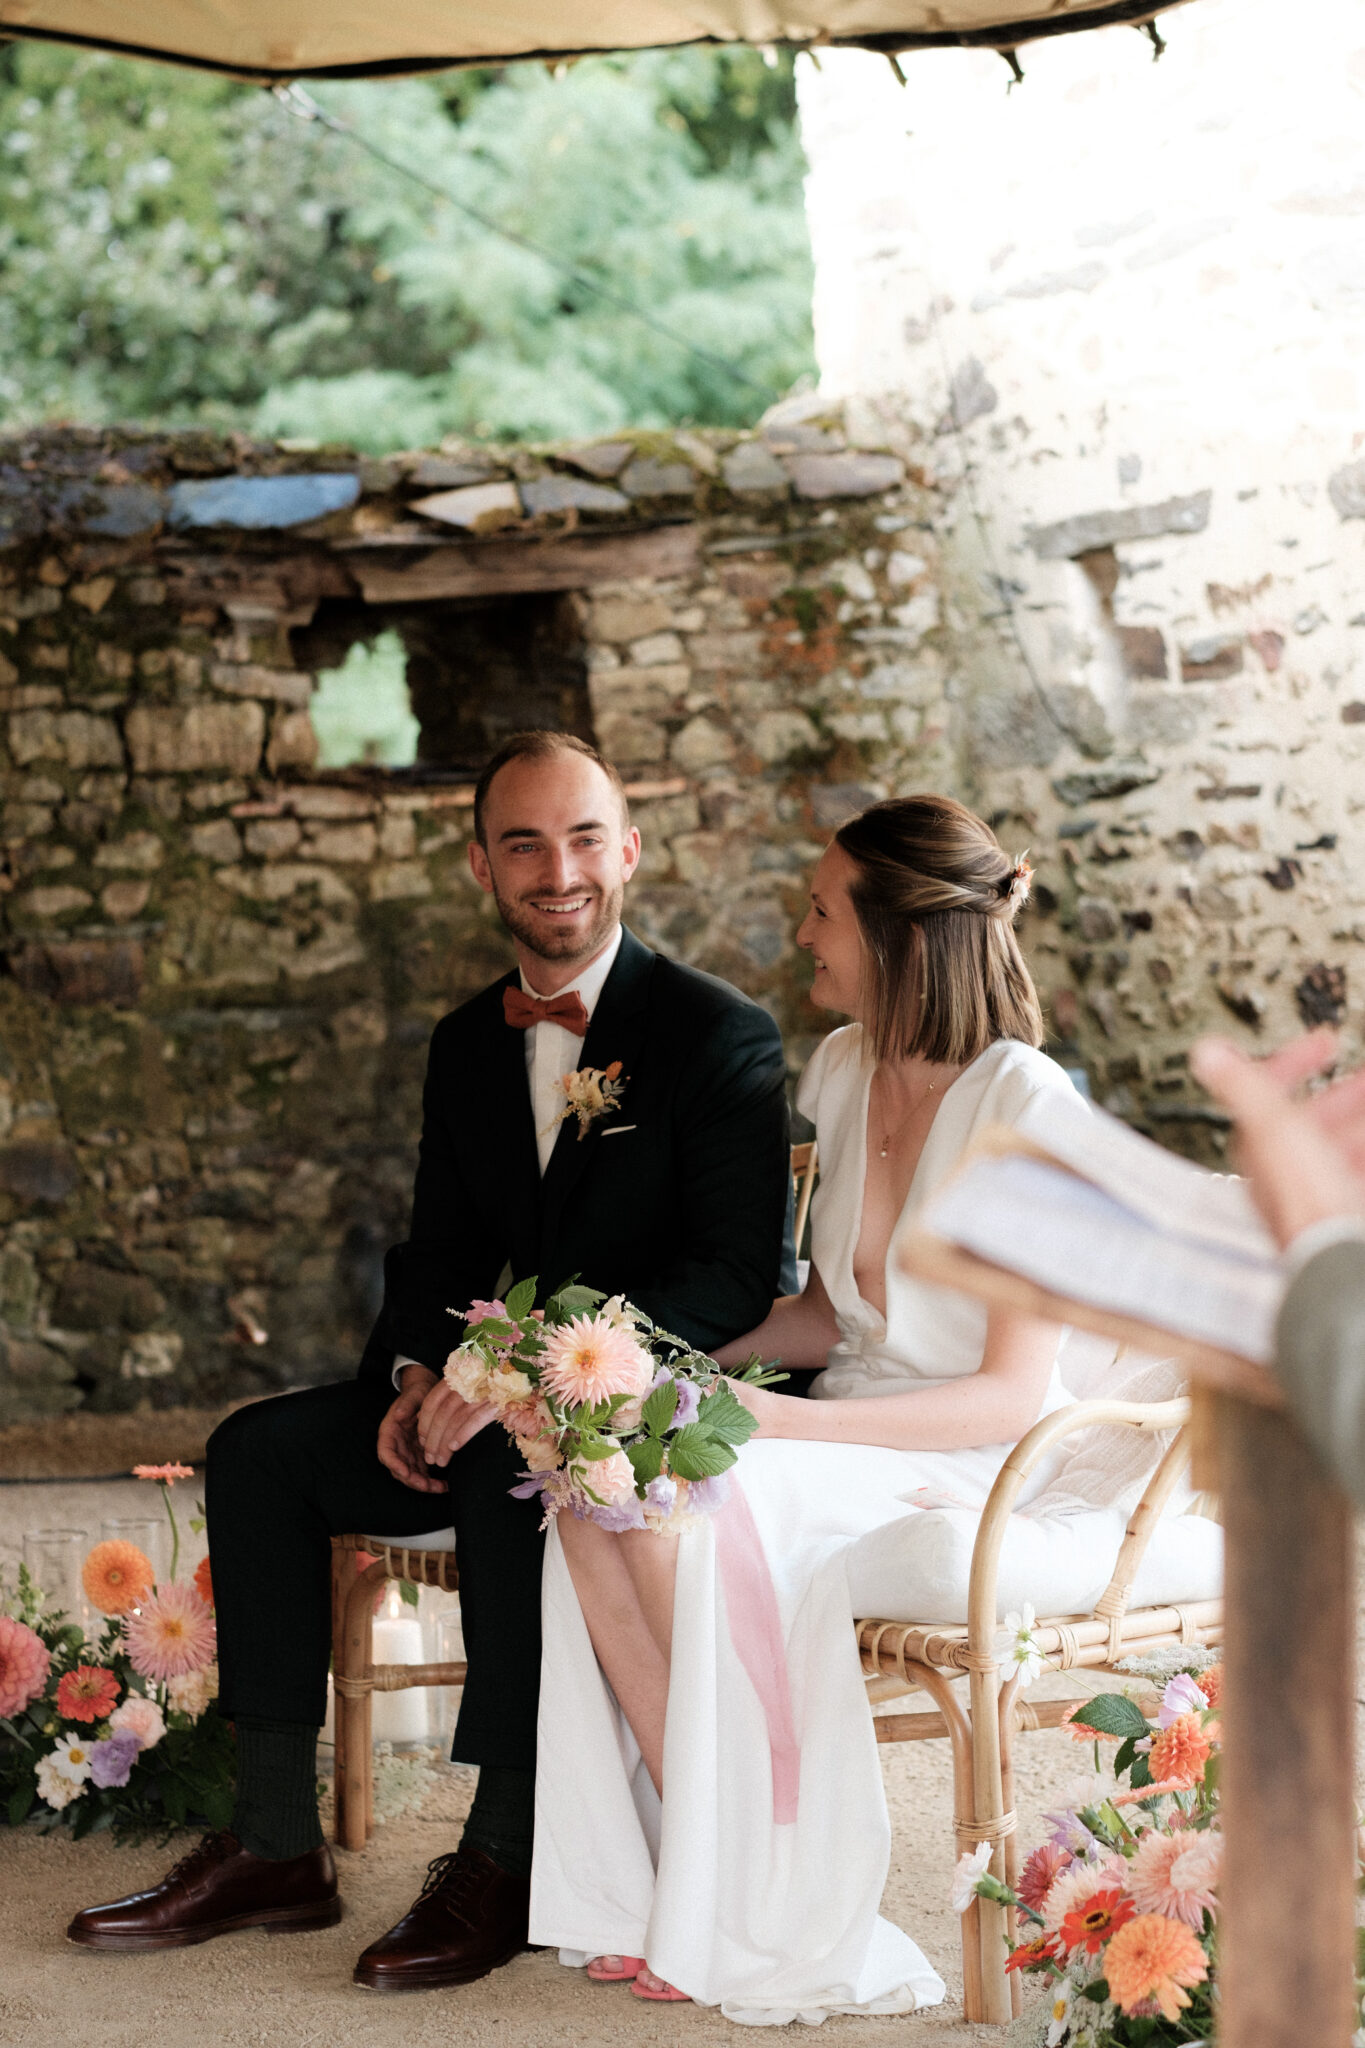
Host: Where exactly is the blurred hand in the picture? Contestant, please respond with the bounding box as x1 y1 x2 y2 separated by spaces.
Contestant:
416 1378 496 1468
376 1365 446 1493
725 1377 783 1438
1190 1028 1365 1249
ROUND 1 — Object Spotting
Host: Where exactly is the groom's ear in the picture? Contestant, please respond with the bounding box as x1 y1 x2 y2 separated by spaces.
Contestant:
469 839 494 895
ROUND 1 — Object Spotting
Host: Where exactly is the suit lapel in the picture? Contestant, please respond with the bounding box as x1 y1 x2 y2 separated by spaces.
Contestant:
538 927 655 1262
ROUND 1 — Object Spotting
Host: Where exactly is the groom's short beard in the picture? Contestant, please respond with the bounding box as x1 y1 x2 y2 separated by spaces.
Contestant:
494 880 623 965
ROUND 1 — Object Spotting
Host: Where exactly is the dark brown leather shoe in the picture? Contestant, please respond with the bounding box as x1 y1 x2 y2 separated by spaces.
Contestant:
67 1830 341 1951
353 1846 530 1991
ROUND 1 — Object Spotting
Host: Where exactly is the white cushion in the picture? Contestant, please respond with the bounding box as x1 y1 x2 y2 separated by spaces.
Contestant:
845 1502 1222 1626
363 1528 456 1551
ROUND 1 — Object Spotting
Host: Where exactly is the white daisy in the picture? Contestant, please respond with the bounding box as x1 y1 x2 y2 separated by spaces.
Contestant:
1001 1603 1045 1688
49 1733 94 1784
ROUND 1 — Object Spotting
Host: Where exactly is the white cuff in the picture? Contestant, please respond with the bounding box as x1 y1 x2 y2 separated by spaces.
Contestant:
1283 1216 1365 1284
392 1351 428 1392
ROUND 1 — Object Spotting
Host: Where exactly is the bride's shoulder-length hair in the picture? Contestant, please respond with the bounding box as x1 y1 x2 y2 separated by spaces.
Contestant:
835 794 1044 1064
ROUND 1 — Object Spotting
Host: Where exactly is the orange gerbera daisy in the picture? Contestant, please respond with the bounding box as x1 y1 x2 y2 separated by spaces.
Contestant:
1059 1886 1136 1956
1148 1712 1212 1790
1200 1663 1224 1710
82 1539 154 1616
55 1664 120 1724
193 1555 214 1609
132 1462 194 1485
1104 1912 1209 2020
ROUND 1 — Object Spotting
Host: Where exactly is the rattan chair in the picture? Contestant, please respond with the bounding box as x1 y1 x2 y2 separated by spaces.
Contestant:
859 1398 1221 2025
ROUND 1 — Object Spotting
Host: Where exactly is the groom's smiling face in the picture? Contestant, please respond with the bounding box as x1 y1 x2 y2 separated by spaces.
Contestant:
469 751 641 979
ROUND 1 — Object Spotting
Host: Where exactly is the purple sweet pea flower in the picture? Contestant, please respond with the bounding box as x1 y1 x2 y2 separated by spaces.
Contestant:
684 1473 731 1515
671 1378 701 1428
89 1731 140 1790
582 1495 648 1533
509 1473 548 1500
1157 1671 1209 1728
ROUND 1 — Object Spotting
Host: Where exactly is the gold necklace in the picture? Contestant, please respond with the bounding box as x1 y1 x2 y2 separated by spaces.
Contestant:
874 1070 941 1159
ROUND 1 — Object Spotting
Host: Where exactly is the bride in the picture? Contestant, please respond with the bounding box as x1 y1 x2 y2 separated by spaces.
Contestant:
529 793 1089 2023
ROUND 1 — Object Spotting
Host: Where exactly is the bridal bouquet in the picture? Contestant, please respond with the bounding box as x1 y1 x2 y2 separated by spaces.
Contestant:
445 1277 782 1531
0 1465 232 1841
956 1646 1227 2046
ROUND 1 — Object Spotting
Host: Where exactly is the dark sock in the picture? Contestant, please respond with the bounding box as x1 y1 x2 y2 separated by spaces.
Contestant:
231 1717 324 1861
459 1763 534 1878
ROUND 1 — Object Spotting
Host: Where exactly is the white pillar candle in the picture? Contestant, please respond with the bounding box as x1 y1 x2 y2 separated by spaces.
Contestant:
371 1611 429 1745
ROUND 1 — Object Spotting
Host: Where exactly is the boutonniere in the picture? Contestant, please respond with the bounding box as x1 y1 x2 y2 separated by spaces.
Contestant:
546 1060 628 1141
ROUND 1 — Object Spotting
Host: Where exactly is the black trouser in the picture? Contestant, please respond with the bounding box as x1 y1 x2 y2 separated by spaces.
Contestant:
205 1377 546 1767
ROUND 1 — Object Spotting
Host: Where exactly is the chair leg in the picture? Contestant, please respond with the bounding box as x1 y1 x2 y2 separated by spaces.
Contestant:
998 1675 1023 2020
906 1665 984 2024
968 1653 1012 2025
338 1560 387 1851
330 1542 360 1842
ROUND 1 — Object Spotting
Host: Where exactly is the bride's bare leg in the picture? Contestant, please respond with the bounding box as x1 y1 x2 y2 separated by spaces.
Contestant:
556 1518 687 2001
556 1515 672 1793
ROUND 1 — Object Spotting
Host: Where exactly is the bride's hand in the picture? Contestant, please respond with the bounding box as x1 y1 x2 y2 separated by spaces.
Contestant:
725 1376 784 1439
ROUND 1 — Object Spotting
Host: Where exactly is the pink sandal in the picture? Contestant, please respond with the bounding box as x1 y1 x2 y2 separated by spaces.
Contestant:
586 1955 645 1983
631 1968 692 2002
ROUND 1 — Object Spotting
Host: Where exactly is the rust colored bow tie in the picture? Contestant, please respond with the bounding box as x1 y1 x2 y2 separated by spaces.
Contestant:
502 985 590 1036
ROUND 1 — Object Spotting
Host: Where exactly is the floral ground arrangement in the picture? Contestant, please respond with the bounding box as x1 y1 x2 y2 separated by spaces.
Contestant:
447 1277 781 1531
958 1646 1226 2047
0 1465 231 1840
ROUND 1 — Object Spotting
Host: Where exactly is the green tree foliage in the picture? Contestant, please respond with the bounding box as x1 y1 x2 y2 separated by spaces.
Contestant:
0 43 814 448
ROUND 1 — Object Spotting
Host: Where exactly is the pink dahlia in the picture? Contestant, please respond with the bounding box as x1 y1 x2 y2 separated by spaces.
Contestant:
123 1581 216 1683
1017 1838 1072 1913
538 1313 653 1410
0 1614 50 1719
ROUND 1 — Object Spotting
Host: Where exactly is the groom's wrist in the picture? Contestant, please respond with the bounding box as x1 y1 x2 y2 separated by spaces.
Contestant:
399 1359 439 1395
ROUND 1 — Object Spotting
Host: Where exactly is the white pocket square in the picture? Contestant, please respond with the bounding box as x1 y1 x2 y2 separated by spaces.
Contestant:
600 1124 637 1136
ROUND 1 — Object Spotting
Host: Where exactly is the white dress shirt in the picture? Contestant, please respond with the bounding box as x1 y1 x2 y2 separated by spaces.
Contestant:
393 924 623 1387
521 924 623 1174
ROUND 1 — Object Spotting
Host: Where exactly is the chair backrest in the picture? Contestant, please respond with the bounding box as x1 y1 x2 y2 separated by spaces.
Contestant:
791 1140 819 1261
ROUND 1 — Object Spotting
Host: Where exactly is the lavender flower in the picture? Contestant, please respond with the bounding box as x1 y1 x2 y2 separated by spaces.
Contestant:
644 1476 678 1515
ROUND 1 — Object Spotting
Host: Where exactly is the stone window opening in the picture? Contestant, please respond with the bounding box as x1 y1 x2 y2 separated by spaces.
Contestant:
289 590 595 781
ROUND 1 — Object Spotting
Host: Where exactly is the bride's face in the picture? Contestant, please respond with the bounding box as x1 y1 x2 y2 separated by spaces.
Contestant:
797 844 866 1018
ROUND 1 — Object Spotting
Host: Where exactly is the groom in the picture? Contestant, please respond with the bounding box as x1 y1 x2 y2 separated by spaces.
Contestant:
68 730 795 1989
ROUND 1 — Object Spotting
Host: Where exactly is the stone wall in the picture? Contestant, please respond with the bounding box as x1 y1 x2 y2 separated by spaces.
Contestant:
0 410 950 1422
798 0 1365 1153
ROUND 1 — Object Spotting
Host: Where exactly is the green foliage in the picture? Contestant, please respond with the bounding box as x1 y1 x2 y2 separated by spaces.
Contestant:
0 43 814 446
1070 1693 1150 1741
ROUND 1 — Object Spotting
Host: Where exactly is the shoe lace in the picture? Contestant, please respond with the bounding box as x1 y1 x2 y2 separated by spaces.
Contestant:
165 1830 236 1886
416 1849 487 1921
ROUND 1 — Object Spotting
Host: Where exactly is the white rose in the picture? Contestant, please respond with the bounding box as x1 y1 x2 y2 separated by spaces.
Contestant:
110 1694 166 1751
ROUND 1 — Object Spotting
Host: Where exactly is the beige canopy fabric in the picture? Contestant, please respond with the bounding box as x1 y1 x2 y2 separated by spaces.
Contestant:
1 0 1194 81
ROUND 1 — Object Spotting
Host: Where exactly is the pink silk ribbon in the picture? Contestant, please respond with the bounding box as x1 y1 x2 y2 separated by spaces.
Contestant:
713 1482 801 1825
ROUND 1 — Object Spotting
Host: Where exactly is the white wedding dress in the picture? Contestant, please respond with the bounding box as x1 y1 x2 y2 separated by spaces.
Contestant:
529 1031 1086 2024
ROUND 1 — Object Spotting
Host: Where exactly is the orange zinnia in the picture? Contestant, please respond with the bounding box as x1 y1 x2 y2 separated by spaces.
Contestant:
1104 1912 1209 2020
132 1462 194 1485
193 1555 214 1609
1200 1663 1224 1710
1005 1932 1062 1974
1059 1887 1136 1956
56 1664 120 1724
82 1539 154 1616
1148 1712 1212 1790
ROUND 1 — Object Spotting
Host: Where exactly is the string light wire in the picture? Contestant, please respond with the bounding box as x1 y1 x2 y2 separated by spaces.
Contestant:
271 82 776 401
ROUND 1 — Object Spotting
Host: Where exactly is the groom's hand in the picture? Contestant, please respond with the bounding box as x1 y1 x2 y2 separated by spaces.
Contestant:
417 1379 497 1469
377 1365 448 1493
